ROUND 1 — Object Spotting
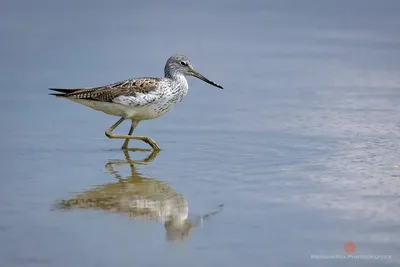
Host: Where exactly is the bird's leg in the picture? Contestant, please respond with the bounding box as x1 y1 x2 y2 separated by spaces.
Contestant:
105 117 125 137
105 118 161 150
121 120 139 149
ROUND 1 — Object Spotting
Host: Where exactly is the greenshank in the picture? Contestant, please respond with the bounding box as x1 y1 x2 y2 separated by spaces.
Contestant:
49 55 223 150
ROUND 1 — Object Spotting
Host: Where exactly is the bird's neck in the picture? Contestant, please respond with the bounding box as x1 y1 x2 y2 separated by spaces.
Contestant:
165 71 188 89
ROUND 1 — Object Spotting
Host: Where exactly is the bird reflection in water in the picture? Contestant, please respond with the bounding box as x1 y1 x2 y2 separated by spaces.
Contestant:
56 149 223 241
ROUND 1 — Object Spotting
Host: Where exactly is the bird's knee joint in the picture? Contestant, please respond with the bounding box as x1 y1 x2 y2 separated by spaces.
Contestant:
105 130 112 138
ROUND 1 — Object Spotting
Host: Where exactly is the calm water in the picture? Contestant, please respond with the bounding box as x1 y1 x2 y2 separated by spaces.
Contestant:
1 0 400 266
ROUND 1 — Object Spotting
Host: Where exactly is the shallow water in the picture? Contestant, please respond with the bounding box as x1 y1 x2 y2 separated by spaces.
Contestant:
1 0 400 266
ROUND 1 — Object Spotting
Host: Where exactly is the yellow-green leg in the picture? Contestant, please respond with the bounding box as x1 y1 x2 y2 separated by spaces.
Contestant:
121 120 139 149
105 118 161 150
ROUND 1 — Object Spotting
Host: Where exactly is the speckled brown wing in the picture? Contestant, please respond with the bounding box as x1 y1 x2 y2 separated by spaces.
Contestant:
49 77 160 102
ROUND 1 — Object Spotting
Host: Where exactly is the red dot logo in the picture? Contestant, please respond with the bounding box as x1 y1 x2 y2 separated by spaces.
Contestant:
344 241 356 254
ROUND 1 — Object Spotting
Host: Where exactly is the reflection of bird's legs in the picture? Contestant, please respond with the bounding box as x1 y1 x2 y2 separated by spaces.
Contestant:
105 118 161 150
105 149 160 180
107 149 160 166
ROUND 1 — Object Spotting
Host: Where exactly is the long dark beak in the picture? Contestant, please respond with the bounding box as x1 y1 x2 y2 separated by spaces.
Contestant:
189 70 223 89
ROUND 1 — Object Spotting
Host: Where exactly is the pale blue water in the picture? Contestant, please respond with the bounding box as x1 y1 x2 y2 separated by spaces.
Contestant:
1 0 400 266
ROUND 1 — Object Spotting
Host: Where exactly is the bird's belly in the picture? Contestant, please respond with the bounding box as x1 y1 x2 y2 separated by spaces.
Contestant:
69 90 185 120
69 99 130 117
129 102 178 120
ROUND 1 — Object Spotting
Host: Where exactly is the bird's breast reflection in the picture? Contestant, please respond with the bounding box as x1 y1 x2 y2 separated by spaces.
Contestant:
56 149 223 242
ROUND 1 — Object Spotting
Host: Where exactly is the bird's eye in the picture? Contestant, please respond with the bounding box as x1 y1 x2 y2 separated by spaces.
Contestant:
180 61 187 66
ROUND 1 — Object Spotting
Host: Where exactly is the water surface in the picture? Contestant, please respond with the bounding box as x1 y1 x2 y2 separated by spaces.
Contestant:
1 0 400 266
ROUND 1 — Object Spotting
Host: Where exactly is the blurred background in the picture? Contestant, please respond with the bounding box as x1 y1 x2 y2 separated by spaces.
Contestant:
0 0 399 266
